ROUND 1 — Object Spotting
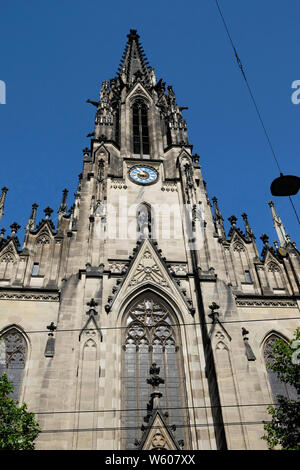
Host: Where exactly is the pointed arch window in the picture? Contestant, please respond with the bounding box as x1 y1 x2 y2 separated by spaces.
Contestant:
0 251 16 282
113 104 120 146
0 328 27 401
264 335 298 403
132 99 150 157
267 263 284 291
122 294 187 449
166 119 172 147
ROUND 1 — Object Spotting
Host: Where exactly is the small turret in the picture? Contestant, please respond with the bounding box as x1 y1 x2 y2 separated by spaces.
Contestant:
58 189 68 217
212 197 226 239
268 200 288 247
0 187 8 221
26 203 38 232
241 212 255 240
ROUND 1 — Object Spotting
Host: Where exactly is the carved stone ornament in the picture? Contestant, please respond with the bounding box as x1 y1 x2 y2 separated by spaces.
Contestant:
151 431 166 449
110 179 127 190
108 262 128 274
0 251 15 263
161 182 177 192
36 233 51 245
0 290 59 302
215 331 225 341
267 262 281 272
129 86 150 103
169 264 188 276
232 242 245 252
124 298 176 349
236 298 296 308
129 249 169 288
1 329 26 368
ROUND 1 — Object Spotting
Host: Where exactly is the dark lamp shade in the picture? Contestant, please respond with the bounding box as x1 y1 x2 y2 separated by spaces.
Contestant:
270 175 300 196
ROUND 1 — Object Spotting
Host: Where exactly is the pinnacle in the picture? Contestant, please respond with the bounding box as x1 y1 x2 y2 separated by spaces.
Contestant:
117 29 152 86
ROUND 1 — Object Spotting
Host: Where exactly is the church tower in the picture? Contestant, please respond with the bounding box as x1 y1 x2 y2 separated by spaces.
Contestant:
0 30 299 451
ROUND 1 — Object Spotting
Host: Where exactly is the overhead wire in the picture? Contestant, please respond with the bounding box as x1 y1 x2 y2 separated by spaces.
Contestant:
0 420 271 434
31 401 280 416
2 11 299 442
214 0 300 225
6 314 300 335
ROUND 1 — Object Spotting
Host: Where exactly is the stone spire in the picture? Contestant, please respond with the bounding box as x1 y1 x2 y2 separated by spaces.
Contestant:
26 203 38 232
268 200 288 247
0 187 8 221
0 228 6 244
166 85 188 145
22 203 38 249
58 189 68 216
212 197 226 239
241 212 255 240
117 29 152 87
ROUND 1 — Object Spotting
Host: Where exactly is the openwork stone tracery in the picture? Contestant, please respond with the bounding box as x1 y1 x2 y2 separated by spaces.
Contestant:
264 335 298 402
0 328 27 400
123 294 185 449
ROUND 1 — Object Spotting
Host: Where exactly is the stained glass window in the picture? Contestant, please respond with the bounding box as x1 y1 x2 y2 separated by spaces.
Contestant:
0 328 27 401
122 295 186 449
264 335 298 403
132 100 150 156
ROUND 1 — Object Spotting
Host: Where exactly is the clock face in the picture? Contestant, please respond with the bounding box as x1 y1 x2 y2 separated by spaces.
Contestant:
129 166 158 185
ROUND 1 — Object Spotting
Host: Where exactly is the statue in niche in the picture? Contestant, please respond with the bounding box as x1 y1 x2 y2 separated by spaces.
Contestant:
137 203 152 239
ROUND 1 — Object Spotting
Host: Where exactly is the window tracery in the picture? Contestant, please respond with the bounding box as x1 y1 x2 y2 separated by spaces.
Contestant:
266 262 284 290
0 328 27 401
264 335 298 402
123 295 184 449
132 99 150 156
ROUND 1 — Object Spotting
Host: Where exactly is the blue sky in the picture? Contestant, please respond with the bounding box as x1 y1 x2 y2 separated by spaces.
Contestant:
0 0 299 251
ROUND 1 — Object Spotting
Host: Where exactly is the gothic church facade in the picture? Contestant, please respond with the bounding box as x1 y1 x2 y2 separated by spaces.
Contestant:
0 30 299 450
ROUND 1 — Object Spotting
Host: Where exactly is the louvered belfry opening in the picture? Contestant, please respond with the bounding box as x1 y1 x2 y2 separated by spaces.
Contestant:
133 99 150 157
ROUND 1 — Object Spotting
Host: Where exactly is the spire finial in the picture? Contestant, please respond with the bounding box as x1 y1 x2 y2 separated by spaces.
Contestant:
241 212 255 239
0 187 8 221
43 207 53 220
10 222 21 237
268 200 288 247
58 189 68 215
212 197 226 239
228 215 237 227
260 233 269 246
118 29 152 86
26 203 38 232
